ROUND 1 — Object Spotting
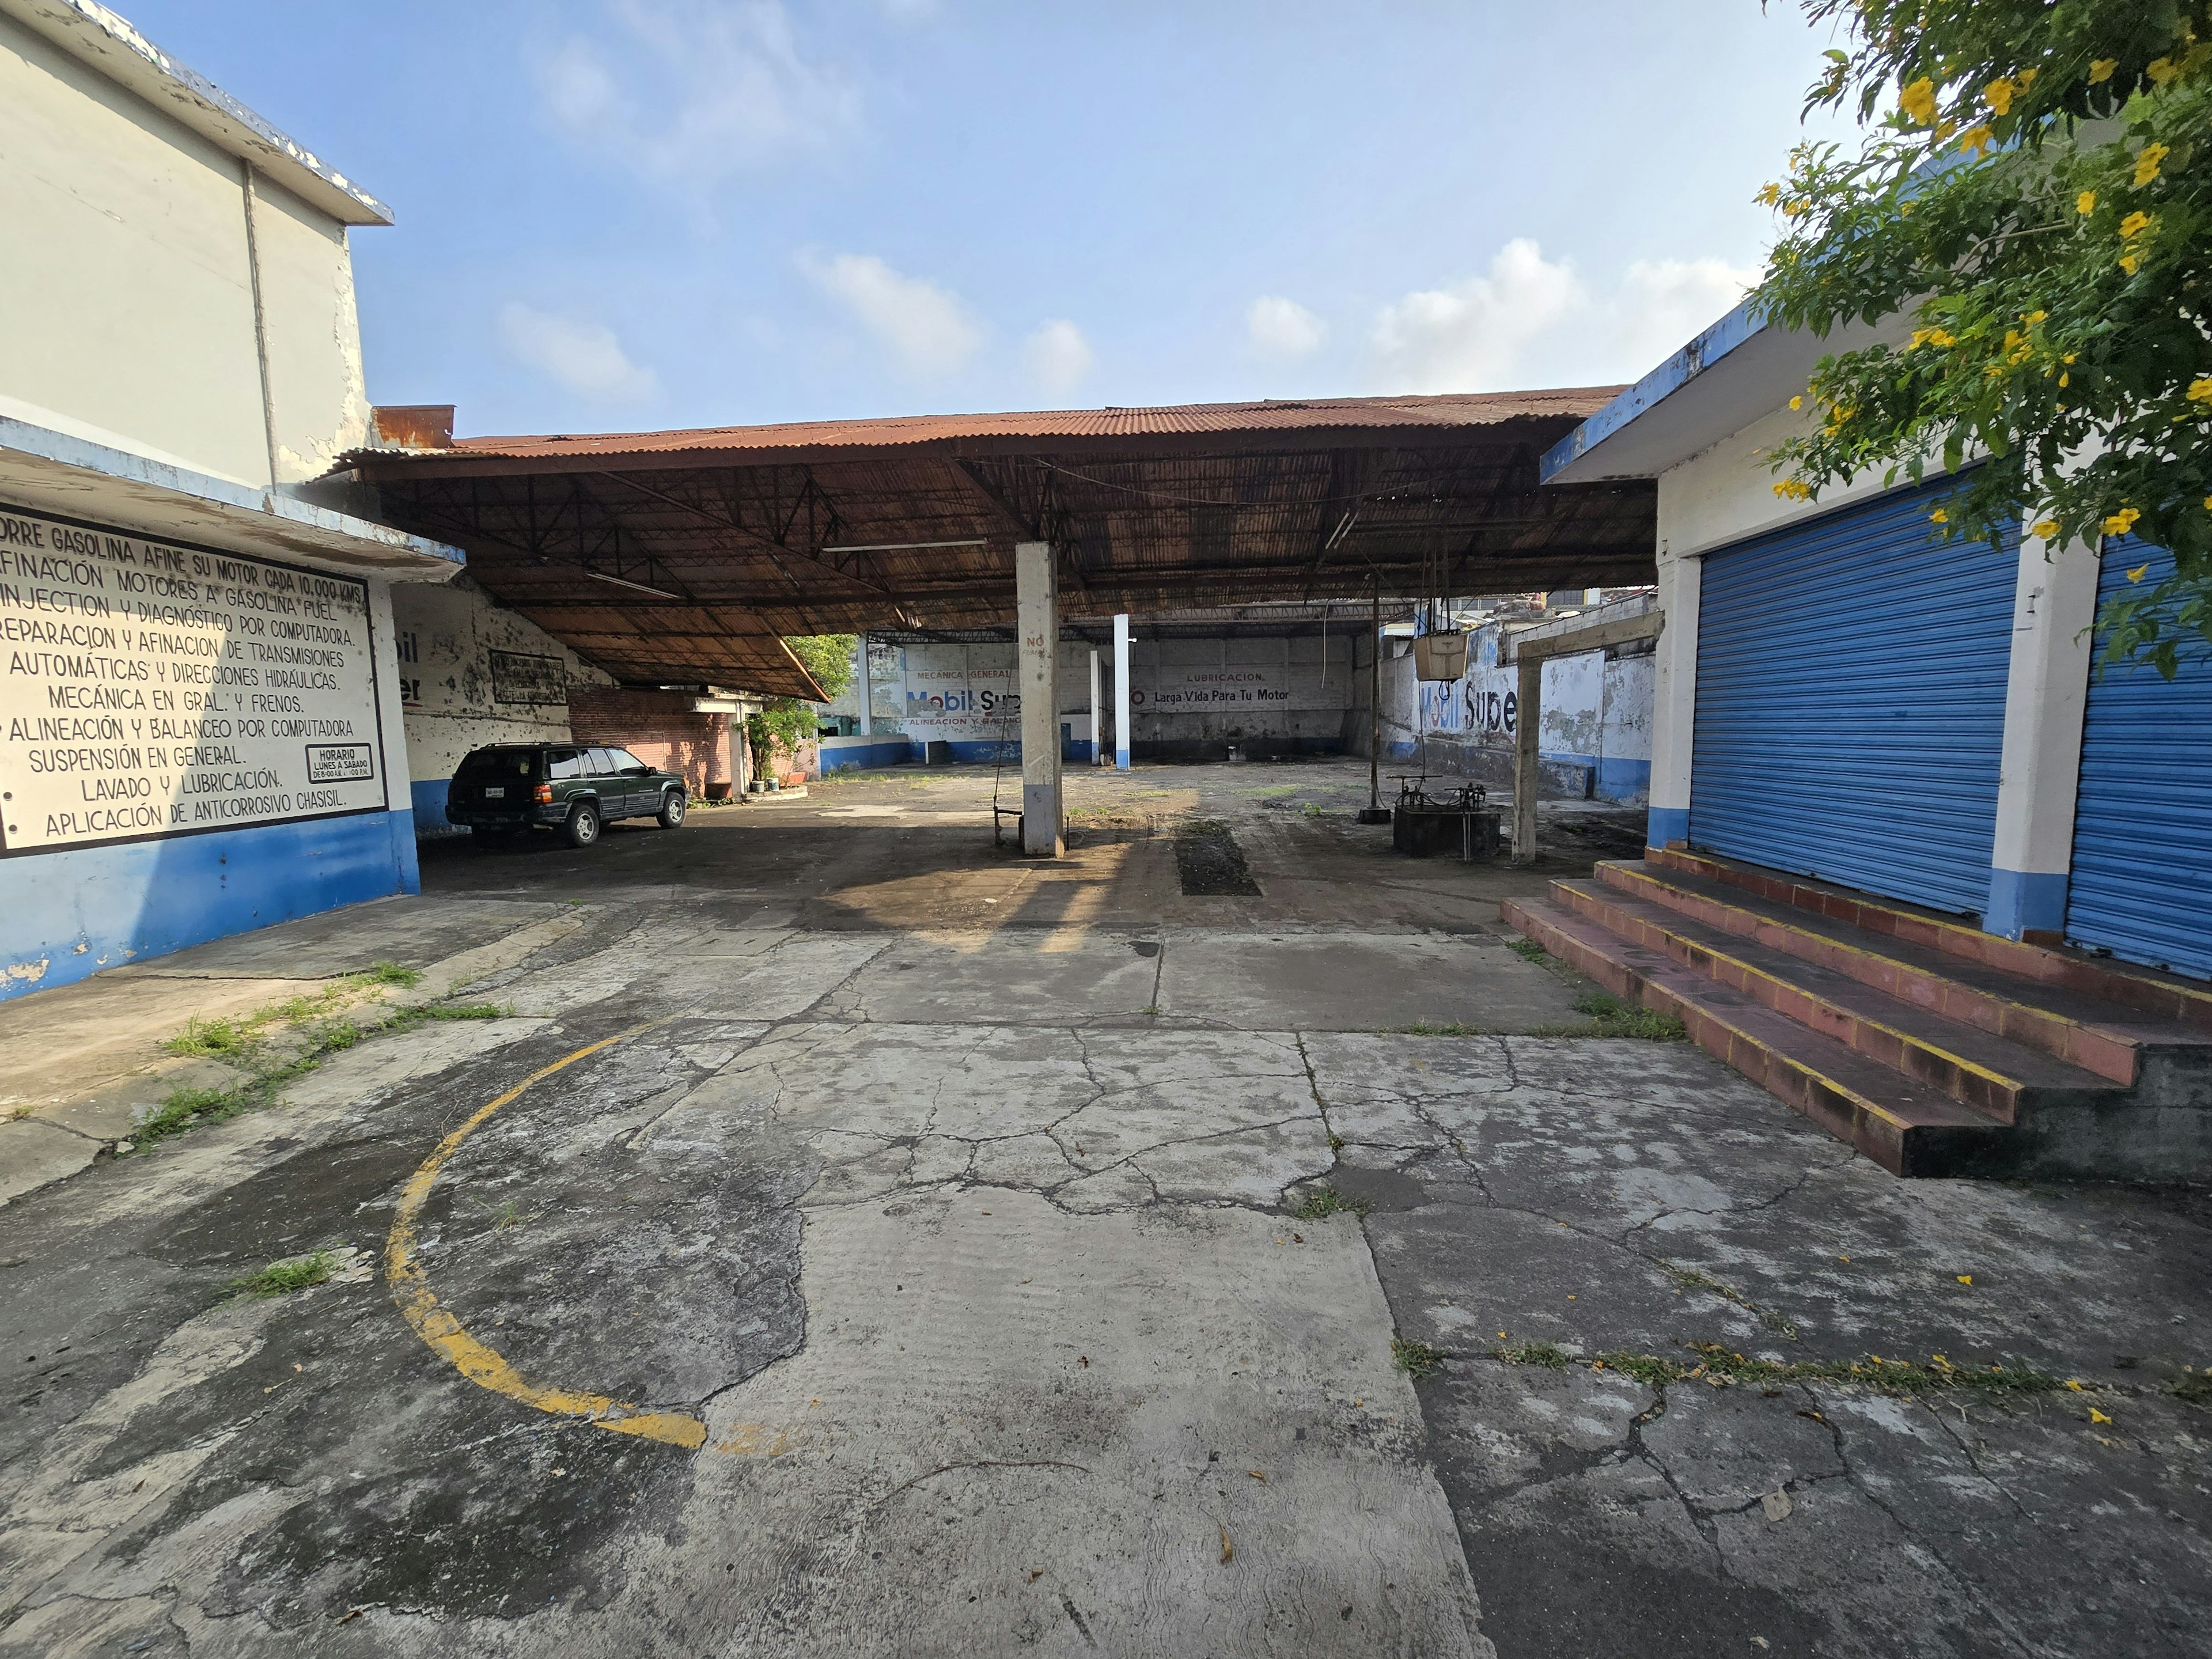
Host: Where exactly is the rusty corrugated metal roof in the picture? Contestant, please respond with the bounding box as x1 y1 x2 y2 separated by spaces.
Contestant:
395 388 1626 465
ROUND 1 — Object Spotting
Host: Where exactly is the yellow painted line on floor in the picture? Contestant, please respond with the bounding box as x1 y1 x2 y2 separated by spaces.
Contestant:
384 1020 709 1450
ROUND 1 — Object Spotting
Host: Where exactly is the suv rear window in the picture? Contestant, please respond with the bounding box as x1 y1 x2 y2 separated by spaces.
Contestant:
455 748 543 782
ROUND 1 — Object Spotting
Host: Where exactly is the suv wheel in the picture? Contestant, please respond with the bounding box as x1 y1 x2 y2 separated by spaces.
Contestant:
657 789 687 829
565 801 601 848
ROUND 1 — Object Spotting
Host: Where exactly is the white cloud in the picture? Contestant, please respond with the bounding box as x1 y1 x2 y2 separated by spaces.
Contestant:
1246 295 1325 360
497 303 661 403
1608 256 1763 375
529 1 860 195
1370 239 1586 392
804 252 983 378
1369 239 1760 392
1023 319 1095 396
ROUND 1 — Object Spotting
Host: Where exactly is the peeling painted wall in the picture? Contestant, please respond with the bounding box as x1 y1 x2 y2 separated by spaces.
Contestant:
1404 618 1654 804
391 576 616 834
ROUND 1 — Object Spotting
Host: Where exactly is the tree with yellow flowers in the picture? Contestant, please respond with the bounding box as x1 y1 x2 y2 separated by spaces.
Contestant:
1759 2 2211 675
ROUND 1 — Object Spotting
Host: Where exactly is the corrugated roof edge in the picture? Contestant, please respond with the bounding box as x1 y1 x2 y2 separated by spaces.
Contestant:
1537 300 1768 484
347 387 1628 468
1 0 393 226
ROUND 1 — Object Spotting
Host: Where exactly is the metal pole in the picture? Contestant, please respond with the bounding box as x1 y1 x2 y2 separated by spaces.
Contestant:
1370 585 1381 810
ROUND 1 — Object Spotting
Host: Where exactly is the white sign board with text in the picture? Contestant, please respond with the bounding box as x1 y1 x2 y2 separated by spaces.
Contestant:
0 506 386 854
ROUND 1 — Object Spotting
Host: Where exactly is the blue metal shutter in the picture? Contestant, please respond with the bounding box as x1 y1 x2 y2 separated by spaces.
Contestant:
2063 538 2212 980
1690 478 2016 917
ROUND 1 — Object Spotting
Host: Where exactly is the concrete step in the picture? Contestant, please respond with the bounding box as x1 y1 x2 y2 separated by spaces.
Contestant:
1646 846 2212 1037
1551 880 2127 1124
1502 895 2010 1177
1604 858 2212 1084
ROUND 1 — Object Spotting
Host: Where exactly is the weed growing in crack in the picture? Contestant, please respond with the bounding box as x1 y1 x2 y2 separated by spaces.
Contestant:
1294 1186 1371 1221
1500 1338 2068 1397
224 1249 336 1298
134 1001 510 1152
161 961 425 1060
1664 1264 1801 1340
1529 993 1688 1041
1327 1133 1346 1152
1392 1339 1447 1379
1497 1340 1570 1369
1388 1021 1488 1037
1506 938 1553 966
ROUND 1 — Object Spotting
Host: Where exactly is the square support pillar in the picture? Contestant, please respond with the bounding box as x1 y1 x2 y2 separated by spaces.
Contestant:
1987 527 2099 938
856 634 873 737
1017 540 1063 855
1113 613 1132 770
1512 654 1541 864
1646 546 1700 850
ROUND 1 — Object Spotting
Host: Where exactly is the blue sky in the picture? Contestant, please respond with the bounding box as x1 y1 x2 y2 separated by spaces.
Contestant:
123 1 1853 438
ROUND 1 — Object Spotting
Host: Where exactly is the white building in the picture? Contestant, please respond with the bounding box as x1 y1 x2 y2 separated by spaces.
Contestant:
1544 299 2211 980
0 0 464 997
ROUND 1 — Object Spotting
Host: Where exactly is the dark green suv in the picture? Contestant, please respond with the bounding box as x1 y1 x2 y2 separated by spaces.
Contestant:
445 744 687 847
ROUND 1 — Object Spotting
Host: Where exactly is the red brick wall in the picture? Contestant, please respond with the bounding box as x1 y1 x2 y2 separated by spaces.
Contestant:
567 690 730 796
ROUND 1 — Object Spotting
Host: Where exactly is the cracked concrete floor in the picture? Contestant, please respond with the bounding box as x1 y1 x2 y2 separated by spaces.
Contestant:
2 762 2209 1657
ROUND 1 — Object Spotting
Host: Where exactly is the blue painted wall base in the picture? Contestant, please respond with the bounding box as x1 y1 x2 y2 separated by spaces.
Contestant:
817 738 923 773
1985 867 2069 940
1 809 421 1002
1647 805 1691 850
412 777 462 836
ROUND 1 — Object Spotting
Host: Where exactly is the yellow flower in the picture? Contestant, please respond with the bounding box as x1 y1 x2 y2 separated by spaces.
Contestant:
2059 372 2070 387
2134 143 2169 187
2205 496 2212 513
1756 181 1782 206
2146 56 2179 86
1789 395 1804 410
1772 479 1815 502
2066 1378 2085 1391
2127 563 2150 581
1899 76 1938 124
1958 123 1996 155
2024 310 2047 324
2120 211 2152 238
1910 326 1958 350
1930 507 1949 524
1956 1274 1972 1285
1984 75 2017 114
2089 1407 2113 1425
2077 190 2097 215
2088 58 2117 84
2105 507 2143 536
2032 520 2061 539
2120 253 2141 275
2016 67 2038 90
2187 378 2212 404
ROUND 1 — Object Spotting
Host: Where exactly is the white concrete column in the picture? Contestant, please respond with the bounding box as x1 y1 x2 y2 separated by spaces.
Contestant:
856 634 872 737
1088 647 1103 765
1986 527 2100 937
1113 613 1132 770
1645 544 1700 850
1017 541 1063 855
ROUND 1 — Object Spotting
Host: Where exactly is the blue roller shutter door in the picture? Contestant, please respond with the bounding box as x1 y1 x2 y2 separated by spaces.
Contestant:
2063 538 2212 980
1690 479 2017 917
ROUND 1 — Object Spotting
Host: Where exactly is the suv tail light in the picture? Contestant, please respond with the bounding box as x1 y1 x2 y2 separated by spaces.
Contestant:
533 783 553 804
